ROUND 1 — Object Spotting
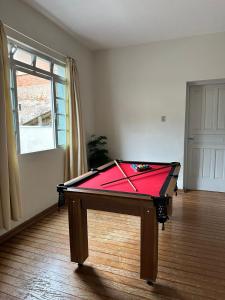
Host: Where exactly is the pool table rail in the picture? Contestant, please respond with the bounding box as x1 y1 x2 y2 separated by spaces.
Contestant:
160 163 180 197
59 160 180 196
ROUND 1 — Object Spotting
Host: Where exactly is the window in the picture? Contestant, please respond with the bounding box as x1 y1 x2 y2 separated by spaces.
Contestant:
8 41 67 154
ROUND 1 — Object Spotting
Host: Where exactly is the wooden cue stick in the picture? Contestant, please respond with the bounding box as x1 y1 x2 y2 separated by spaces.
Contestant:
101 164 172 187
114 160 137 192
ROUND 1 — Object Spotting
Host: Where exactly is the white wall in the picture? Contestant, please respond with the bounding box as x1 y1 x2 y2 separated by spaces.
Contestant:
0 0 94 235
94 32 225 187
18 149 64 220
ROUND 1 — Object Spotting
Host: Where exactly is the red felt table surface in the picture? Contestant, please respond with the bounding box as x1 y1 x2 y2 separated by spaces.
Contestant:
75 163 172 197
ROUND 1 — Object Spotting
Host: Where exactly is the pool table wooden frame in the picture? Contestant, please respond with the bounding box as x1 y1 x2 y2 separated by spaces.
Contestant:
60 160 180 283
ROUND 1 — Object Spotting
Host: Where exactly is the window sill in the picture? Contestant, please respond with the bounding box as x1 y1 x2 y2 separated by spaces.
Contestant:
18 147 65 157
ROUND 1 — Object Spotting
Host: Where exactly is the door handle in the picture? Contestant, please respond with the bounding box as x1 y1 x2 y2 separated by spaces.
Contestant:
187 137 194 140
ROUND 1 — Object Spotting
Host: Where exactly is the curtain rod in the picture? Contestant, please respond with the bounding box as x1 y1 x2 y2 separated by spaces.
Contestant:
4 23 67 59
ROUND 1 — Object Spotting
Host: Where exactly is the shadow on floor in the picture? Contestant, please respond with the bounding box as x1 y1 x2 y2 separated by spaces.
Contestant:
152 282 186 300
75 264 118 299
75 264 184 300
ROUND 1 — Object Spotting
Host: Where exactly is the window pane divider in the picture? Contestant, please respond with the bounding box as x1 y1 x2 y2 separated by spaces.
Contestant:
16 65 52 81
56 96 66 101
11 60 66 82
52 78 58 147
55 113 66 116
11 65 21 154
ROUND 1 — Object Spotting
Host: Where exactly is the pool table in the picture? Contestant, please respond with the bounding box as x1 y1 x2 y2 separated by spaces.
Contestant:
57 160 180 284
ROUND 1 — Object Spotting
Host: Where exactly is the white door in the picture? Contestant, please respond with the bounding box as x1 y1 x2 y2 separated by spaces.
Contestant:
186 84 225 192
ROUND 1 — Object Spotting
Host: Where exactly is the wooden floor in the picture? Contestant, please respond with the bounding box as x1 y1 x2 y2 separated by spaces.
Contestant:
0 191 225 299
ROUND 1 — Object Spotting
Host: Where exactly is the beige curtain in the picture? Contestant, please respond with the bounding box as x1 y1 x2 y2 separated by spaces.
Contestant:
64 57 88 180
0 21 22 230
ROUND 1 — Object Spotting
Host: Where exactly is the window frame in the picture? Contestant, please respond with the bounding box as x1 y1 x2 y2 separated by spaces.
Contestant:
8 39 67 154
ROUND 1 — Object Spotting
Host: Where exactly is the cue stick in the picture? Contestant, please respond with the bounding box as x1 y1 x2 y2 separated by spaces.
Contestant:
101 164 172 187
114 160 137 192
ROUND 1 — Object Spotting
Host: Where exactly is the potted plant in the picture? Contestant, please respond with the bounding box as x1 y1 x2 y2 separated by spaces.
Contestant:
87 135 110 169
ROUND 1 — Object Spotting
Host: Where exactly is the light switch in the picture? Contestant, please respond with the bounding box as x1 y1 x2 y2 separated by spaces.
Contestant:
161 116 166 122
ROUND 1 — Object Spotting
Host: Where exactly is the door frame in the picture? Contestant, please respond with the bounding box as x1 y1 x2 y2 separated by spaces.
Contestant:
183 78 225 191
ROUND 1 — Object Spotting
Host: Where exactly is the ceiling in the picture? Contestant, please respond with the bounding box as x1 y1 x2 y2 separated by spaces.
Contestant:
23 0 225 50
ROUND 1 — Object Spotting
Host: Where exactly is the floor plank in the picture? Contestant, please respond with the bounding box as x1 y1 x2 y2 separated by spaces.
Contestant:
0 190 225 299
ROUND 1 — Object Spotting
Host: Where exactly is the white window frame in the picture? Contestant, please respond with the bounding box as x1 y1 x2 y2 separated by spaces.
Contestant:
8 39 67 154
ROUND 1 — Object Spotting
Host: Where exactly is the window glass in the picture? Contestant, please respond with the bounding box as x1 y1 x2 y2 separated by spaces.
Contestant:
36 57 50 72
57 130 66 146
10 87 18 139
14 48 33 65
57 115 66 130
56 82 66 98
16 70 54 153
56 99 66 114
53 64 66 77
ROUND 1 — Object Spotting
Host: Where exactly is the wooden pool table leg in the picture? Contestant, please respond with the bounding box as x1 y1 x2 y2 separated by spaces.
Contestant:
167 196 173 217
68 196 88 265
140 206 158 283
